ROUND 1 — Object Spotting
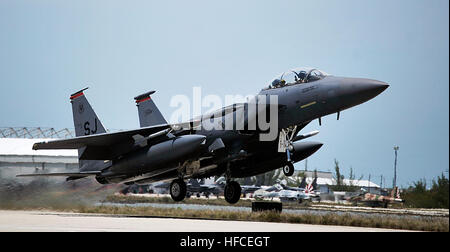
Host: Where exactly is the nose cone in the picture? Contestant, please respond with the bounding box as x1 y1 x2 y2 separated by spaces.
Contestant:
339 78 389 108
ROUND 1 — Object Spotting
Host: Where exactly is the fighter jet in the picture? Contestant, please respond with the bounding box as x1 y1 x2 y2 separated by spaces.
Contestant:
253 184 284 201
185 178 225 198
240 184 262 197
278 177 320 203
18 67 388 204
254 182 312 203
302 177 321 201
143 177 225 197
347 187 404 208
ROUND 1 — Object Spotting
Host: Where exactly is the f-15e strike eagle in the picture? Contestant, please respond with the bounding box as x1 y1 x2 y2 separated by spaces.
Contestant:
18 67 388 204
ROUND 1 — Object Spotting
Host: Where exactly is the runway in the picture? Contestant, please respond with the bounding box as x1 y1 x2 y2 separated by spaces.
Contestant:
0 210 410 232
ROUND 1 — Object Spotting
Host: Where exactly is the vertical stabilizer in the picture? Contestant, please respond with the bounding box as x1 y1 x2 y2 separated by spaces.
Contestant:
311 177 318 191
70 88 107 137
70 88 109 172
391 186 401 199
189 179 200 187
299 176 307 189
134 91 167 127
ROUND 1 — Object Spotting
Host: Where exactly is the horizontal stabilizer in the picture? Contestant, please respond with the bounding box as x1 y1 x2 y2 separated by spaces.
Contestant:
17 171 100 178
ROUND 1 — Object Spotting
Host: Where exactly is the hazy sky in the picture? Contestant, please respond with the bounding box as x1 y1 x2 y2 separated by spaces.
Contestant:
0 0 448 187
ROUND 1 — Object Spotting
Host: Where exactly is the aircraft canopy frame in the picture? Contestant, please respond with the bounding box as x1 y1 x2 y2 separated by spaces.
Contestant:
266 67 329 90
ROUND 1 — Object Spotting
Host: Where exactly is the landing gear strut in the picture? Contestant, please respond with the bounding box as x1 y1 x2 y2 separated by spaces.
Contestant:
279 126 298 161
170 179 187 202
279 127 298 177
224 181 241 204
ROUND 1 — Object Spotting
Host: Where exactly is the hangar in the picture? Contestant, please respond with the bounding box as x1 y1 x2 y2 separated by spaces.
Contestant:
0 127 78 180
294 170 381 195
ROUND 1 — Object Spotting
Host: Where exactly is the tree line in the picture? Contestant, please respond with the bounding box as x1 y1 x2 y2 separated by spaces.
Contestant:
402 173 449 209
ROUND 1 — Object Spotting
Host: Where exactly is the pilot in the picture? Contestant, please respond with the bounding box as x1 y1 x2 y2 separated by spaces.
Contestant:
271 79 279 87
297 71 307 83
272 79 286 88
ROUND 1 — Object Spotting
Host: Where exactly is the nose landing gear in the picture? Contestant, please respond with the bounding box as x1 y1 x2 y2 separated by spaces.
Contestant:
283 162 295 176
279 127 298 177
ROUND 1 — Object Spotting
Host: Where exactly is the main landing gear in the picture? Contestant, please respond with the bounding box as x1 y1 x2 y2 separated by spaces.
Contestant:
171 162 242 204
224 180 241 204
223 162 242 204
170 179 187 202
170 177 242 204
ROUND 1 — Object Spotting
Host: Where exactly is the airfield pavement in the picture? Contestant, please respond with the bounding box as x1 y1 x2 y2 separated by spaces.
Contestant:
0 210 413 232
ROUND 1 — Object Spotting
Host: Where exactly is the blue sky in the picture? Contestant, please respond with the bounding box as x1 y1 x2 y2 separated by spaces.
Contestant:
0 0 448 187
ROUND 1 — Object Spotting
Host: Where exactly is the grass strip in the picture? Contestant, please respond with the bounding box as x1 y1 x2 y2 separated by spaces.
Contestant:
104 194 312 209
77 205 449 232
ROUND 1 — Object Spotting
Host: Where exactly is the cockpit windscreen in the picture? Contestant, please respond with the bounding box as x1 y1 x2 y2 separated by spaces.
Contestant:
268 67 328 89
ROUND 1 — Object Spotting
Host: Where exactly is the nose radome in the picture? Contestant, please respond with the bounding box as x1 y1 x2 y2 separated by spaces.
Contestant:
358 79 389 95
339 78 389 105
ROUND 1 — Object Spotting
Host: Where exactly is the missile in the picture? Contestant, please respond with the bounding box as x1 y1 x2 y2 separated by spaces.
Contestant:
292 130 319 142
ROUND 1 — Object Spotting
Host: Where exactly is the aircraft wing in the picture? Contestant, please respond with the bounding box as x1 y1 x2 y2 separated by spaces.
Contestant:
32 124 171 160
33 124 170 150
200 185 217 190
241 185 261 193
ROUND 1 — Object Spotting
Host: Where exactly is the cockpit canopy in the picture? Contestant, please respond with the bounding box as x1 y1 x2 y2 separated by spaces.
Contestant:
268 67 329 89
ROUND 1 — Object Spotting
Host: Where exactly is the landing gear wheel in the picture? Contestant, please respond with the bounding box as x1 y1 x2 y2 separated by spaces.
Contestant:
224 181 241 204
170 179 187 202
283 162 295 176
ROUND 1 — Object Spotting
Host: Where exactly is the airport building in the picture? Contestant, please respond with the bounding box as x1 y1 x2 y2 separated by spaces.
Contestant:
0 127 78 181
295 170 382 195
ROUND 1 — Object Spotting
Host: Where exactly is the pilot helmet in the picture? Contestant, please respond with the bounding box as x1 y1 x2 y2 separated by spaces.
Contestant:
298 71 307 80
272 79 281 87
